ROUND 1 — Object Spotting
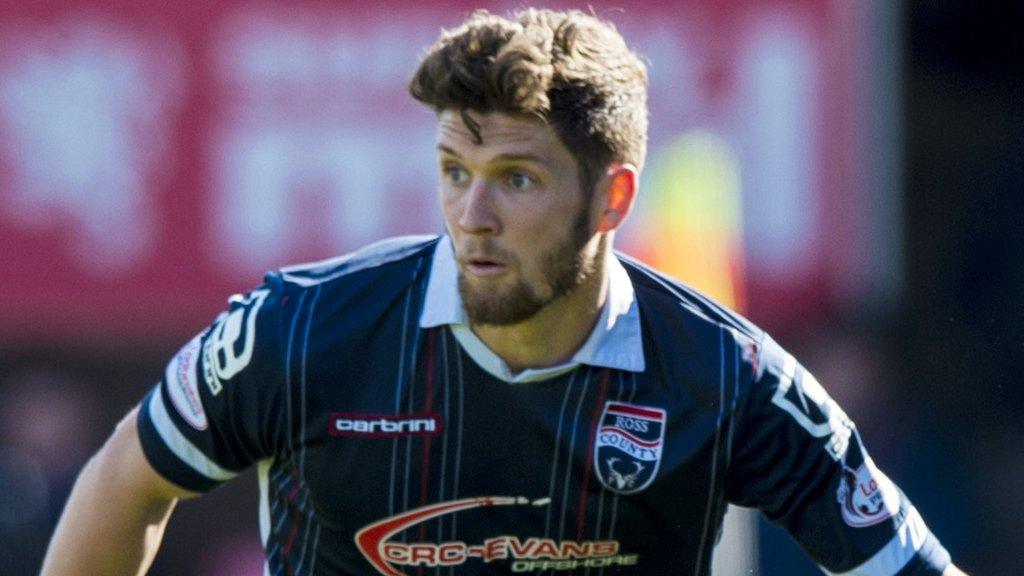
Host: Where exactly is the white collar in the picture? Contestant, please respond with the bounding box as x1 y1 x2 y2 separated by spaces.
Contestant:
419 236 645 383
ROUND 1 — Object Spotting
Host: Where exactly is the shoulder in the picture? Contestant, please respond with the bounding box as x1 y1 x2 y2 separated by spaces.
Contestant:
274 235 440 290
617 252 764 350
616 253 773 408
218 235 440 351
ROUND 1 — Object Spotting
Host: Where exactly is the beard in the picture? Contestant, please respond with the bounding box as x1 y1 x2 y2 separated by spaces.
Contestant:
458 205 599 326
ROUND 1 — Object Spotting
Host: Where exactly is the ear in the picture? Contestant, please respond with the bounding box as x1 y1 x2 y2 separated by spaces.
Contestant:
596 163 638 233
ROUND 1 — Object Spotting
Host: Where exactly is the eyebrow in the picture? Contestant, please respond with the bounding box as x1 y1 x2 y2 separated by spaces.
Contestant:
437 145 553 169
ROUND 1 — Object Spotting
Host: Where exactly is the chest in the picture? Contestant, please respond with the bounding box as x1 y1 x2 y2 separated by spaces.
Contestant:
280 326 727 574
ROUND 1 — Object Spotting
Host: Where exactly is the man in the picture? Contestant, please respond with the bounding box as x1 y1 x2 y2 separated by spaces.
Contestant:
42 8 966 576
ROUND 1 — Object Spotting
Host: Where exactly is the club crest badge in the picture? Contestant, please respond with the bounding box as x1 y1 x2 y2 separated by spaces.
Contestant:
594 402 666 494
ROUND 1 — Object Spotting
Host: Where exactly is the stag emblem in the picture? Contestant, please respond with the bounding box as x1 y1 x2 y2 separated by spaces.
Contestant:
595 401 665 494
606 458 644 490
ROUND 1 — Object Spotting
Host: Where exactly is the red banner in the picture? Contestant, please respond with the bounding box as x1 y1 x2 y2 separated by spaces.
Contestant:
0 0 887 347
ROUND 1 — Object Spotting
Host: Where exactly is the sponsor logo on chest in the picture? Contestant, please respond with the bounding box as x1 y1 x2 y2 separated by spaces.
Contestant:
329 413 442 438
594 402 666 494
354 497 638 575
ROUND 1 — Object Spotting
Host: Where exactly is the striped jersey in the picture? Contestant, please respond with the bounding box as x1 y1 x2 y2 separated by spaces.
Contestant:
138 235 951 575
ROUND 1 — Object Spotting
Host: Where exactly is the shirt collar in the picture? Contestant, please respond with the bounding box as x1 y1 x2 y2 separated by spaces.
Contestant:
420 235 645 383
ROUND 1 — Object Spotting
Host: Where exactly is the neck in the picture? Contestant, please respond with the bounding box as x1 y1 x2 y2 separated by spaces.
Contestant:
470 240 610 374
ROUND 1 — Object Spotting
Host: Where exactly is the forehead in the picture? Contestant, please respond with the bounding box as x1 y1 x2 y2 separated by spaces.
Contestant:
436 110 575 168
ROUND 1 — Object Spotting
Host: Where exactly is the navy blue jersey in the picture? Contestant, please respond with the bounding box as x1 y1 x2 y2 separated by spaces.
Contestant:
138 236 951 575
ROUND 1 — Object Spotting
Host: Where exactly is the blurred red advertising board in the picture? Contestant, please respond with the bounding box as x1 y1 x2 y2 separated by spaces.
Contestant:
0 0 896 348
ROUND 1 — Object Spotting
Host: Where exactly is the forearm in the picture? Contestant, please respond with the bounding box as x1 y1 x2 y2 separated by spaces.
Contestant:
944 564 969 576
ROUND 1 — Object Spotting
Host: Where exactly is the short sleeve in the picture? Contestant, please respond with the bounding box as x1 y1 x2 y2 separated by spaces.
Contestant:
137 279 289 492
726 335 952 575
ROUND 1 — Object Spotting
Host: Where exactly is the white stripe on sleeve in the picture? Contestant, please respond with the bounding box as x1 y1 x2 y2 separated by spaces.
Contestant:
148 388 238 482
823 506 930 576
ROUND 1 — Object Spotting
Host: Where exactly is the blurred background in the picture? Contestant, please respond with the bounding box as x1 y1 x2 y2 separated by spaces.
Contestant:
0 0 1018 574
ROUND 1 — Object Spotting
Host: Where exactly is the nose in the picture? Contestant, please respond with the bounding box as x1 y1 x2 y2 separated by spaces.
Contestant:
457 179 501 236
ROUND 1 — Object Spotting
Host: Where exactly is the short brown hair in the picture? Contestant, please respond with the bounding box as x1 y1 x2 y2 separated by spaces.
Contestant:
409 8 649 194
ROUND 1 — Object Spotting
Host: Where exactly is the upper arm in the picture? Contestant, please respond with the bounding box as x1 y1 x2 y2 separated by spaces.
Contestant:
103 405 199 502
726 335 953 575
39 404 197 576
135 283 290 493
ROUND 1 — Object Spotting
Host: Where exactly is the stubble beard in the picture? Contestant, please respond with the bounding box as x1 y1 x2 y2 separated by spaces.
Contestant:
459 206 599 327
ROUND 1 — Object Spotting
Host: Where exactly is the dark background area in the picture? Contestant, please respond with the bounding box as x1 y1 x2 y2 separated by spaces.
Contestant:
762 1 1022 574
901 0 1022 570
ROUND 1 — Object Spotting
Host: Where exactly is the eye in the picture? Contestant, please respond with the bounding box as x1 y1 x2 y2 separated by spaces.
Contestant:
443 164 470 186
507 171 536 191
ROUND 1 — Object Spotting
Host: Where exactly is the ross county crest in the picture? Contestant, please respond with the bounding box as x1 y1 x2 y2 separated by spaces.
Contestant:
594 402 666 494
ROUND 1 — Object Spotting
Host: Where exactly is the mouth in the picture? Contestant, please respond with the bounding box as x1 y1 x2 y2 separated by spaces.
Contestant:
462 257 509 277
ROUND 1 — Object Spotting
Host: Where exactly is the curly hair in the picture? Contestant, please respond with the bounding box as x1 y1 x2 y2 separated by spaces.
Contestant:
409 8 649 194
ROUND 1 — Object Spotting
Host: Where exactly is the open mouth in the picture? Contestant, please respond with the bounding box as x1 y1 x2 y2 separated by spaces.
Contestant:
465 259 508 276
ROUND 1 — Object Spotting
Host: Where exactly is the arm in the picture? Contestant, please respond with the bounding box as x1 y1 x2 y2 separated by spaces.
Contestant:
40 405 198 576
726 334 958 575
